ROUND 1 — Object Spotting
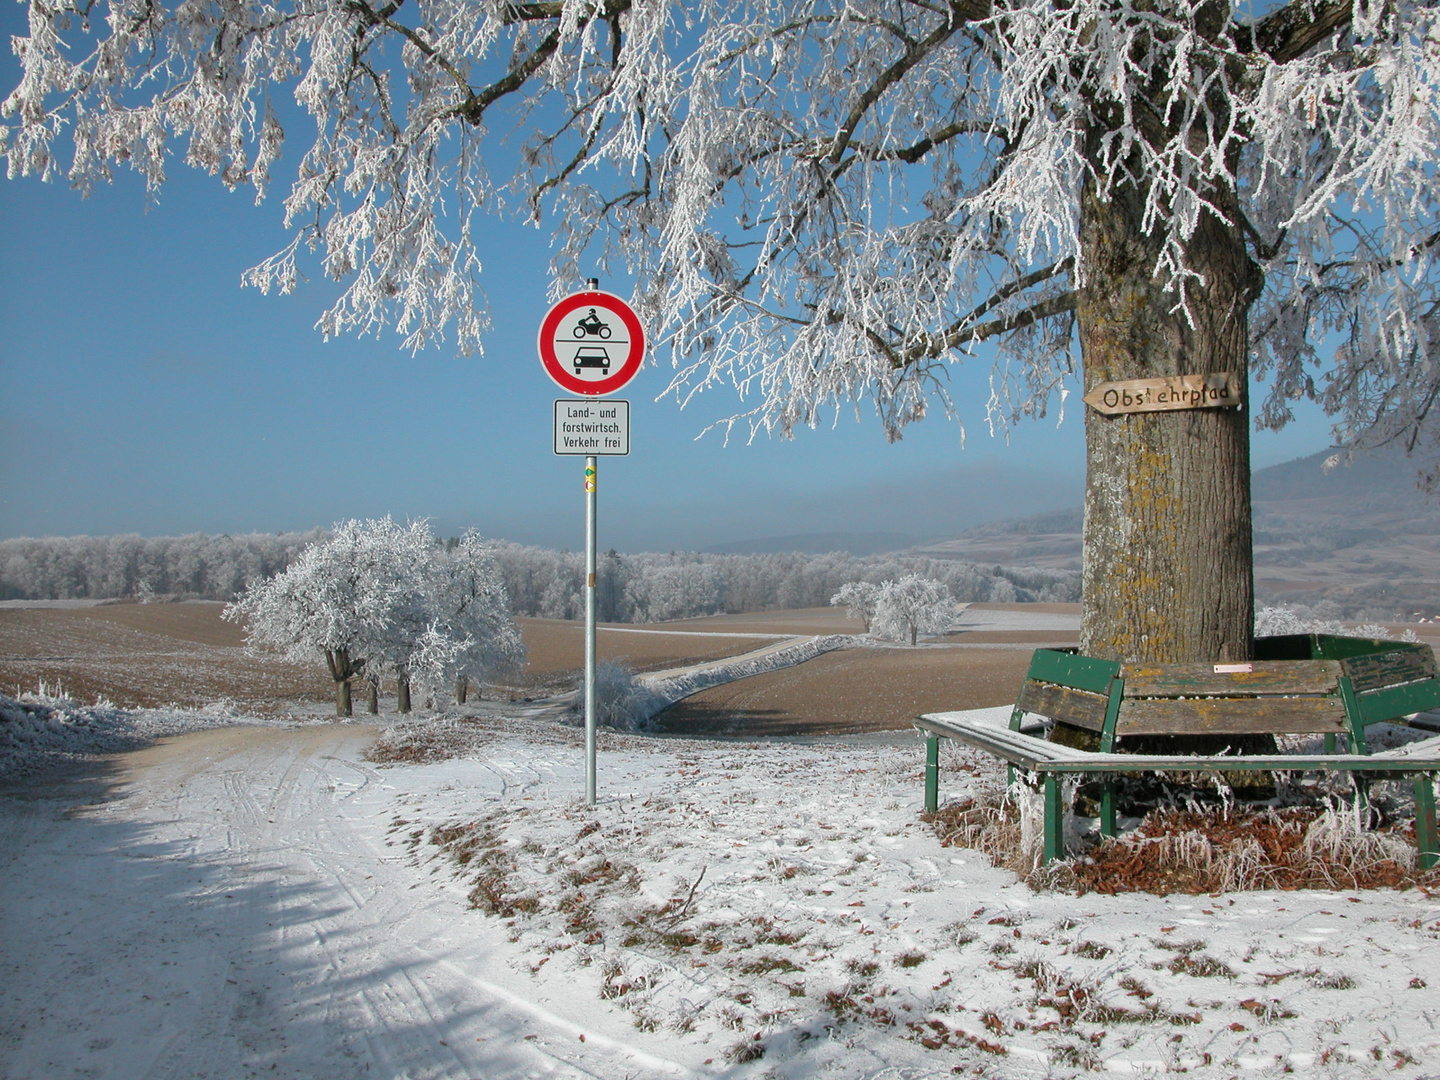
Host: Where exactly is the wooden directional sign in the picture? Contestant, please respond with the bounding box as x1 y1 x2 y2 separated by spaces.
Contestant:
538 290 646 397
1083 372 1242 416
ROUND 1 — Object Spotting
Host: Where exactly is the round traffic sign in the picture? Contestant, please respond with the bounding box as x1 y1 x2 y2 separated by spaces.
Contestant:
538 290 646 396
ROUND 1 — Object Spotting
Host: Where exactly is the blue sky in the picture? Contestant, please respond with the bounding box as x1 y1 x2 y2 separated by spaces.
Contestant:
0 19 1336 553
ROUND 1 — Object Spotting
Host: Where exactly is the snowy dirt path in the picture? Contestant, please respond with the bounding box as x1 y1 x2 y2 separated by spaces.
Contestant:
0 725 692 1080
6 717 1440 1079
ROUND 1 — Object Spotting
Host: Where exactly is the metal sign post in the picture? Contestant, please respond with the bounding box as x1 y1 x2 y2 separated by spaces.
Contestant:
540 279 644 807
584 456 597 805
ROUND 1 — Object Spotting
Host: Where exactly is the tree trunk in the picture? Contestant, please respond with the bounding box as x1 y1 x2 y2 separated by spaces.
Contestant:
367 679 379 715
325 647 356 718
1075 140 1258 667
456 676 468 705
397 673 411 714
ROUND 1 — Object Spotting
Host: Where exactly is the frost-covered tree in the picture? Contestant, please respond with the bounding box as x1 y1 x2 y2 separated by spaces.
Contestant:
225 519 522 713
626 561 723 622
831 580 882 632
872 574 955 645
224 518 421 715
8 0 1438 669
354 518 444 713
425 532 527 703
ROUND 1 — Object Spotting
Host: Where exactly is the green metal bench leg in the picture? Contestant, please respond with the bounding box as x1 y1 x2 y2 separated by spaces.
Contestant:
1099 678 1125 753
1415 774 1438 871
1323 733 1337 755
1100 780 1117 838
1338 676 1367 755
925 735 940 815
1043 773 1064 863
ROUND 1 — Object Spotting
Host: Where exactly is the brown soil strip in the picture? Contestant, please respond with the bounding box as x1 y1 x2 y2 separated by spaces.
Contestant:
2 602 1076 730
653 645 1040 737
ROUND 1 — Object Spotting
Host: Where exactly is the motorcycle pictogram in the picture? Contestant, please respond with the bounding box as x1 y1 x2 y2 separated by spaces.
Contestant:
573 309 613 339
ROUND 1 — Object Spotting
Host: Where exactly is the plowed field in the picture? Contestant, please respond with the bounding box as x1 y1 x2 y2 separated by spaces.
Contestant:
0 600 1081 733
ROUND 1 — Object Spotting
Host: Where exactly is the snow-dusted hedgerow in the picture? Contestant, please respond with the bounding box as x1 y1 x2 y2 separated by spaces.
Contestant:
0 692 270 776
1255 605 1419 642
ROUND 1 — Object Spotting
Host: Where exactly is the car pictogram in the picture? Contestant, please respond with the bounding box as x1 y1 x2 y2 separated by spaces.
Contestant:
573 345 612 374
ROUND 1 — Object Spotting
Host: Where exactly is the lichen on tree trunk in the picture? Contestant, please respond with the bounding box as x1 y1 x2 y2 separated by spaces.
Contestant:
1076 132 1258 668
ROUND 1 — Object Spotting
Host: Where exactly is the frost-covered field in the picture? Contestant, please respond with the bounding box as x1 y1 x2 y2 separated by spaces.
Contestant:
2 694 1438 1080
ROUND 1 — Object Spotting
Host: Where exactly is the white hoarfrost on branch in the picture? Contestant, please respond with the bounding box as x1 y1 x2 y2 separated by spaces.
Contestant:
4 0 1438 472
223 518 521 715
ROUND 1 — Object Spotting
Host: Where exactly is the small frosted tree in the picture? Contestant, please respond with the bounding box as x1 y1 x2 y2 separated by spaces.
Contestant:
831 581 882 632
426 532 526 704
224 518 419 716
873 575 955 646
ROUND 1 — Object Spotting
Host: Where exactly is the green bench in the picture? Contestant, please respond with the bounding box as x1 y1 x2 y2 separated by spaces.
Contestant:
916 634 1440 866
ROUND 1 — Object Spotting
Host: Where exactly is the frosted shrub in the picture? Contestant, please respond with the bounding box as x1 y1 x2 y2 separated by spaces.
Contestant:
588 663 666 733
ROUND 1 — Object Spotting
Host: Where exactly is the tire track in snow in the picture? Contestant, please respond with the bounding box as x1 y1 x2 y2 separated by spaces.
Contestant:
1 724 696 1080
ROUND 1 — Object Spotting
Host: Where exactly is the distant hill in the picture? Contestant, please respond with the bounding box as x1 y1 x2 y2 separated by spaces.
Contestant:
907 446 1440 619
1249 446 1440 617
690 447 1440 619
909 508 1084 571
701 531 917 556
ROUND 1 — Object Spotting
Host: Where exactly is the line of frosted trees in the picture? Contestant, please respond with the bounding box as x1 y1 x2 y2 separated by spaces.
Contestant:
0 531 1080 616
0 530 327 602
494 545 1077 623
223 519 525 716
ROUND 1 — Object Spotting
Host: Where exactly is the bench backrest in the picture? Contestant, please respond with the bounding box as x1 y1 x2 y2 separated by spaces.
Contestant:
1011 639 1440 752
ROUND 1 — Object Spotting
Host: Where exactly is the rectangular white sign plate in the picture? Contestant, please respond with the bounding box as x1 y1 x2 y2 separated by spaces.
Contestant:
554 399 630 455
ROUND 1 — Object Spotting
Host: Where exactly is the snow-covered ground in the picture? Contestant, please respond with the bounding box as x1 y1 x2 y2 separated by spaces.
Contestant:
2 695 1439 1079
950 607 1083 634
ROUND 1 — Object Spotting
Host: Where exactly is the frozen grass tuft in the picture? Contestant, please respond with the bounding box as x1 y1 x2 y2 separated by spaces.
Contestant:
929 794 1440 893
723 1036 767 1064
1073 803 1438 894
366 714 503 764
925 790 1043 875
0 690 266 775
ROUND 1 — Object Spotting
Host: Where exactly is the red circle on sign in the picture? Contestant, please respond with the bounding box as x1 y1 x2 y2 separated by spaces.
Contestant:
537 291 646 396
